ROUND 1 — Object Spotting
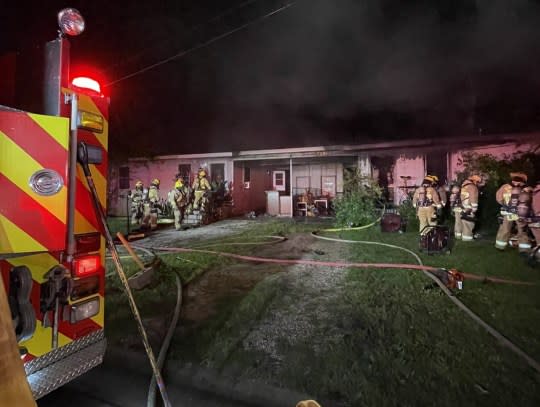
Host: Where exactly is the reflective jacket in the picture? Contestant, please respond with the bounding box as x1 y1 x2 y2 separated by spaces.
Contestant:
460 180 478 213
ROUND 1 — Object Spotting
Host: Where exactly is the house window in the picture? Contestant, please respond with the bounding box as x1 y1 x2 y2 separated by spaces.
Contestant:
210 163 225 183
177 164 191 183
273 170 286 191
243 167 251 183
119 166 130 189
321 176 336 197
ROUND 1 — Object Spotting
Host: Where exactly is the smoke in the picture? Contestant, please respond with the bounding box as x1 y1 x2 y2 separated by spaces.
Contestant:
209 0 540 137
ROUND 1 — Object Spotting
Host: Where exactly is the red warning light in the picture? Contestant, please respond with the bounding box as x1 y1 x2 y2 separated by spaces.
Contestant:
72 77 101 94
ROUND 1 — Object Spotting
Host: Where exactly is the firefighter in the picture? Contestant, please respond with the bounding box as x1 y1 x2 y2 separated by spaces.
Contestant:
142 178 161 230
430 175 448 221
431 175 448 209
495 172 532 252
412 175 441 233
455 174 481 242
168 179 189 230
449 183 462 238
530 180 540 247
129 180 147 226
191 167 212 213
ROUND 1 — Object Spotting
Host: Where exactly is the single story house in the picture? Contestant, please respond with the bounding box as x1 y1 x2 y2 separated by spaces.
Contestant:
107 132 538 217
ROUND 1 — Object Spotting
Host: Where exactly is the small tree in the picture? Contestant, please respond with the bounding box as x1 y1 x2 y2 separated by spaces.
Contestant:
334 168 383 227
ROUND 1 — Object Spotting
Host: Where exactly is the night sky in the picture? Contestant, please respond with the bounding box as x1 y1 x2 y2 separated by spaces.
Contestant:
3 1 540 159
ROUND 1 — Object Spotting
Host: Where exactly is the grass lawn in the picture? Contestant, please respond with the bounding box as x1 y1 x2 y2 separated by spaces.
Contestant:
104 218 540 406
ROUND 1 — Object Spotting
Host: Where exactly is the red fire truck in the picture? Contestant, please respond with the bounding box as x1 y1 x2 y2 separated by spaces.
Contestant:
0 8 109 399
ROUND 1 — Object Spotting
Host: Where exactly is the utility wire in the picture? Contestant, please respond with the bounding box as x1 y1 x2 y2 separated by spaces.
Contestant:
105 1 295 87
104 0 259 75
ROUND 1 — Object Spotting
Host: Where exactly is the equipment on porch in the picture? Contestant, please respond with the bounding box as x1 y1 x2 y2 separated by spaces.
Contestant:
419 225 450 254
381 213 403 233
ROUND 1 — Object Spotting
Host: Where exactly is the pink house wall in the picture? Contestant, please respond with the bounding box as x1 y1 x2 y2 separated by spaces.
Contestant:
449 142 535 181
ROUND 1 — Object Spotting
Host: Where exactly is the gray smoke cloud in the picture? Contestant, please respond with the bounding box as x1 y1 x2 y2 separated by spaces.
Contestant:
207 0 540 143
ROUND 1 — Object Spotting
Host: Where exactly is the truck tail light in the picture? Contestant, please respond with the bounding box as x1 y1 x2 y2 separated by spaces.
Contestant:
75 232 101 254
70 297 100 323
72 255 101 277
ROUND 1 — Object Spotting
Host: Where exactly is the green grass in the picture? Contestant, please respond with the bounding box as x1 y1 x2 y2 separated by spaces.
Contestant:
103 219 540 406
168 226 540 406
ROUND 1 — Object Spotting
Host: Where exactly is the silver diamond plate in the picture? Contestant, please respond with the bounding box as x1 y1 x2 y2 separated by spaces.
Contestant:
25 329 105 375
27 337 106 399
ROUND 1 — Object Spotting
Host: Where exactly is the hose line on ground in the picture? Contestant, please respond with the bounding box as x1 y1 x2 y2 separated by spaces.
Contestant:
143 237 539 374
81 162 172 407
147 271 182 407
310 231 540 375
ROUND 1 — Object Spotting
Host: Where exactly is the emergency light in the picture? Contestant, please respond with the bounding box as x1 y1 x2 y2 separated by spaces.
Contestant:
72 77 101 94
58 8 85 36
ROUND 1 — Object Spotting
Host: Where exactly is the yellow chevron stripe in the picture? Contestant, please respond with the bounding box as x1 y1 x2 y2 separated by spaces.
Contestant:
6 252 59 283
78 94 109 151
27 113 69 150
0 131 67 223
77 165 107 207
90 294 105 327
74 209 98 234
0 214 47 256
24 325 71 356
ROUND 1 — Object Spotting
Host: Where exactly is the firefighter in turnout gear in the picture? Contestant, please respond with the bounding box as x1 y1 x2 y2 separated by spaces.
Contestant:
130 180 147 226
454 174 481 241
412 176 441 233
168 179 190 230
191 167 212 213
495 172 532 252
530 180 540 247
142 178 161 230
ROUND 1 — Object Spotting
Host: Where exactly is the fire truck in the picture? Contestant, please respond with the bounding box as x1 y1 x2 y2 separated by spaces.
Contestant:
0 9 109 399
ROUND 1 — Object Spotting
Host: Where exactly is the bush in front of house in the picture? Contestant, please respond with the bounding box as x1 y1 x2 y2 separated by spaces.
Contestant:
455 150 540 233
334 169 383 228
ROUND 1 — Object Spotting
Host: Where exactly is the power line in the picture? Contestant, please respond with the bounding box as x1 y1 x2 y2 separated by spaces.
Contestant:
104 0 260 75
105 1 295 87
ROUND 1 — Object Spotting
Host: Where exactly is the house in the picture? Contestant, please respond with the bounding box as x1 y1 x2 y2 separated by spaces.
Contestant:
107 133 538 217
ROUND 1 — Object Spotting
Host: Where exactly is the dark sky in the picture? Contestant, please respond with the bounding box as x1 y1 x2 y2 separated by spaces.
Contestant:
3 1 540 159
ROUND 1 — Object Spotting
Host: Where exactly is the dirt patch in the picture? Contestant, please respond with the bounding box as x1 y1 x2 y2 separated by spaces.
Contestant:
180 232 350 325
181 263 285 322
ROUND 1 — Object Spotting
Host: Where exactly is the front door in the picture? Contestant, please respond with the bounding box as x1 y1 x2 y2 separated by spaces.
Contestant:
273 170 286 191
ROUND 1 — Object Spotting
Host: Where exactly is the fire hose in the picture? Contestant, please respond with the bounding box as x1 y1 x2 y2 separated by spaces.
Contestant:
78 142 172 407
141 234 539 375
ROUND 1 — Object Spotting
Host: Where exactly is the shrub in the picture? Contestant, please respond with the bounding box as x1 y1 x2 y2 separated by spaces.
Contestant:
334 169 382 228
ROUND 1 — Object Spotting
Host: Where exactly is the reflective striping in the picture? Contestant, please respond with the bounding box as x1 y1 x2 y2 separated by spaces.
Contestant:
24 325 71 357
77 131 108 179
0 133 67 223
78 94 109 151
0 113 69 176
462 235 474 241
495 240 508 248
90 295 105 327
75 178 101 231
77 165 107 207
0 213 48 254
1 174 66 251
6 253 58 283
74 210 98 234
28 113 69 150
519 243 532 249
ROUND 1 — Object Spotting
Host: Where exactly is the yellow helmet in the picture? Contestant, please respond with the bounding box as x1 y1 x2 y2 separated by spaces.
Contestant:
135 180 143 188
175 179 183 189
468 174 482 183
510 172 527 183
151 178 160 186
198 168 207 177
430 175 439 183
